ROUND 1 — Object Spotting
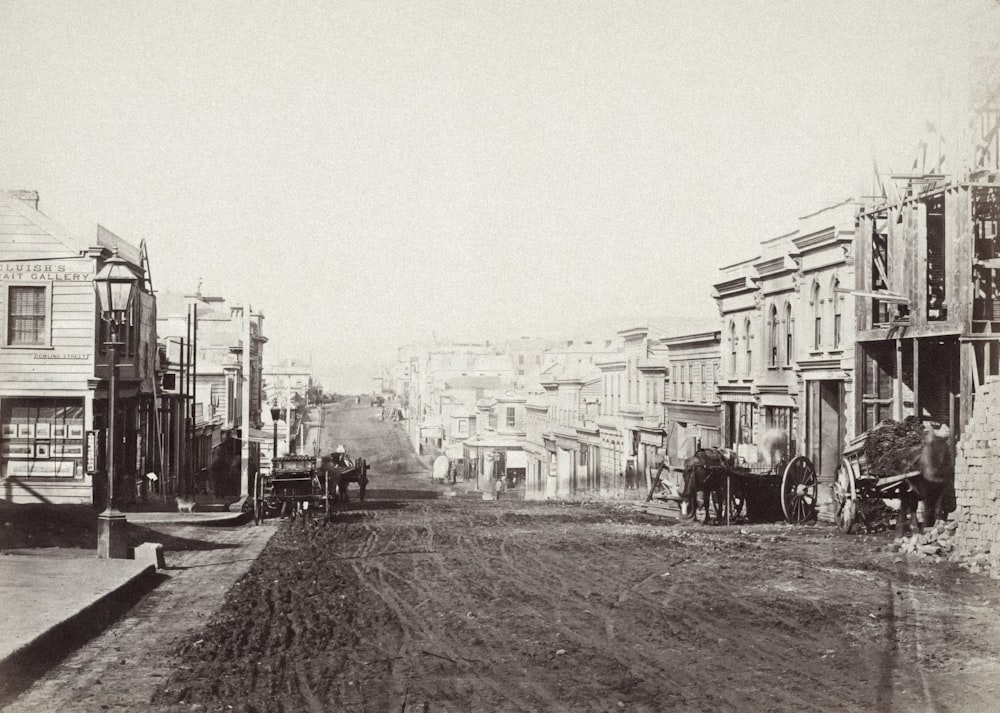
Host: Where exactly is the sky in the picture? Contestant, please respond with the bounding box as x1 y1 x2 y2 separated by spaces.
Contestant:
2 0 997 392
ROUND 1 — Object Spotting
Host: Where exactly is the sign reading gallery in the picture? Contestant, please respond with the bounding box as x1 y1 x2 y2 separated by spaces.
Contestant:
0 260 94 281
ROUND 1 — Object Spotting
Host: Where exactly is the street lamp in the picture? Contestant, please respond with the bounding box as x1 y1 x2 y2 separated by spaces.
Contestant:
270 401 281 468
93 249 139 559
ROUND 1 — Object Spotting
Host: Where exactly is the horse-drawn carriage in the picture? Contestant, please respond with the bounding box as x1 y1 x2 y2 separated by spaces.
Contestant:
320 448 369 503
648 446 819 526
250 449 372 525
252 454 335 525
832 419 955 535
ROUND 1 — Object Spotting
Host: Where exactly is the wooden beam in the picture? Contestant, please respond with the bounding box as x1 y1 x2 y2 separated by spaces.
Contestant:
894 338 904 421
837 288 910 303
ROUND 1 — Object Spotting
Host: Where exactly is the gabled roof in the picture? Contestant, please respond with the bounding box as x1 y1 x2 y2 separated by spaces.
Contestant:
0 190 90 259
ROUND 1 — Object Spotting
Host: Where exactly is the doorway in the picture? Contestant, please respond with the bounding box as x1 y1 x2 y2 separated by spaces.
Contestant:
806 380 844 518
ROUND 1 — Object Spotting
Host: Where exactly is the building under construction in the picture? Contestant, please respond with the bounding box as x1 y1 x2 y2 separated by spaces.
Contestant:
854 179 1000 438
854 31 1000 440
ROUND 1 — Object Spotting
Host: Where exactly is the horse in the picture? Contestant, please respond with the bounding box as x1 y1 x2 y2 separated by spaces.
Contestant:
319 452 369 504
681 447 738 524
318 454 347 504
897 430 955 535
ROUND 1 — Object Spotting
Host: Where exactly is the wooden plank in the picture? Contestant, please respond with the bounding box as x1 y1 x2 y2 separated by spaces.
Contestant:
894 338 904 421
855 216 871 331
958 341 969 436
0 215 37 225
841 289 909 303
0 225 50 236
916 200 928 325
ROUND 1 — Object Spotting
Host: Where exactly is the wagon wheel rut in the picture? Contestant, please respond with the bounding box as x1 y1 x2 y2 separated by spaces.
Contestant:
349 556 548 711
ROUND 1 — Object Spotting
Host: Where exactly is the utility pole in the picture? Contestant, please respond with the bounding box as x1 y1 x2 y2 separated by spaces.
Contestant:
240 306 252 496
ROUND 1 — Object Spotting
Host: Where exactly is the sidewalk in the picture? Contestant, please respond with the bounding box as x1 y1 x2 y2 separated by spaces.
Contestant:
0 509 245 706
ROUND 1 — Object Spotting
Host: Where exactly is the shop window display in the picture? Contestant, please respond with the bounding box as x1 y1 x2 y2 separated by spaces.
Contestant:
1 398 85 478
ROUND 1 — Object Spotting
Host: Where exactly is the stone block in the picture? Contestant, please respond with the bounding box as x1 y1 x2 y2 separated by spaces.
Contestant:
133 541 166 569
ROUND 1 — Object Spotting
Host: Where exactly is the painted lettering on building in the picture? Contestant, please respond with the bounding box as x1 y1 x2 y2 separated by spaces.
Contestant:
0 261 93 281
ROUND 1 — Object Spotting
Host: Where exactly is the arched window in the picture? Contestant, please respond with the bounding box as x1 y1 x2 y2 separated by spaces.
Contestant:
744 318 752 377
769 305 779 366
729 321 737 378
832 276 842 349
812 282 822 350
784 302 794 366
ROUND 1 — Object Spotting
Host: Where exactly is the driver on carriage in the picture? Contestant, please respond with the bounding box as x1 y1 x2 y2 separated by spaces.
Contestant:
330 445 353 469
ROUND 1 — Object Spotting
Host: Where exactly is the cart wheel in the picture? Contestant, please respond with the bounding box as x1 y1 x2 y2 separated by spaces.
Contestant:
834 496 857 534
781 456 818 524
253 471 262 526
834 458 857 534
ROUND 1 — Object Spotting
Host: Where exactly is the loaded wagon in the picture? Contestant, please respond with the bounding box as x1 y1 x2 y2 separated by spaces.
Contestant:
832 418 954 534
648 450 819 526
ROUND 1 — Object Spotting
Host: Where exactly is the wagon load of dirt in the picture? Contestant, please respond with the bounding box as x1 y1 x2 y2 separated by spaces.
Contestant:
862 416 926 478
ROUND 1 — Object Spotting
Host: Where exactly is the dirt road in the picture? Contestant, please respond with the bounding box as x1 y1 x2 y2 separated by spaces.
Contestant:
7 399 1000 713
150 401 1000 713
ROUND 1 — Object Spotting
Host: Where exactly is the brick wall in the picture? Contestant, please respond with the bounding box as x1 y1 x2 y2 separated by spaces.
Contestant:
953 377 1000 571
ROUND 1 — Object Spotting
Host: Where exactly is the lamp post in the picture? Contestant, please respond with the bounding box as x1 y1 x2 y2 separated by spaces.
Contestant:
93 249 139 559
270 402 281 469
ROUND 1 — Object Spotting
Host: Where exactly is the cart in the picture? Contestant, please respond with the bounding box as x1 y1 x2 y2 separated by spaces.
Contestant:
832 433 920 534
253 454 335 525
647 452 818 525
322 451 369 503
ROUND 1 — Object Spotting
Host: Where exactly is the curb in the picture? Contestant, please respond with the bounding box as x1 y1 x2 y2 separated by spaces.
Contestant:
126 511 248 526
0 562 160 708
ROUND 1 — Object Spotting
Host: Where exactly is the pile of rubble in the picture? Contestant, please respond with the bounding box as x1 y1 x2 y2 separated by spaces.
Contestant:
889 519 997 576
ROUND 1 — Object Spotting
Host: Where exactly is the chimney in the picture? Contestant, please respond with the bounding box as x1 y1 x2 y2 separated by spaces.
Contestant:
11 190 39 210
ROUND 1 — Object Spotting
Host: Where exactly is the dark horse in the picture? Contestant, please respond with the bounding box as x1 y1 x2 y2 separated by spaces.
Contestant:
319 452 369 504
682 447 738 524
318 454 347 504
898 432 955 535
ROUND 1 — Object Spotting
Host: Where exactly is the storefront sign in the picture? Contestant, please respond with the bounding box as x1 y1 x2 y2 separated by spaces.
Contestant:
1 261 93 281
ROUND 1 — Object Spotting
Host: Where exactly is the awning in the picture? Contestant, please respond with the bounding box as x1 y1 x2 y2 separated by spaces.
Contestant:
758 394 797 409
718 392 756 403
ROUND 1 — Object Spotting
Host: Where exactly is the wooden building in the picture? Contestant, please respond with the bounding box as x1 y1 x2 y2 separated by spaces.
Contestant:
0 191 158 505
854 180 1000 438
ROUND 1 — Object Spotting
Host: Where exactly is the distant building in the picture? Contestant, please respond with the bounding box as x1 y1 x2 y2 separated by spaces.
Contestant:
157 291 267 498
661 330 722 488
594 327 667 495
